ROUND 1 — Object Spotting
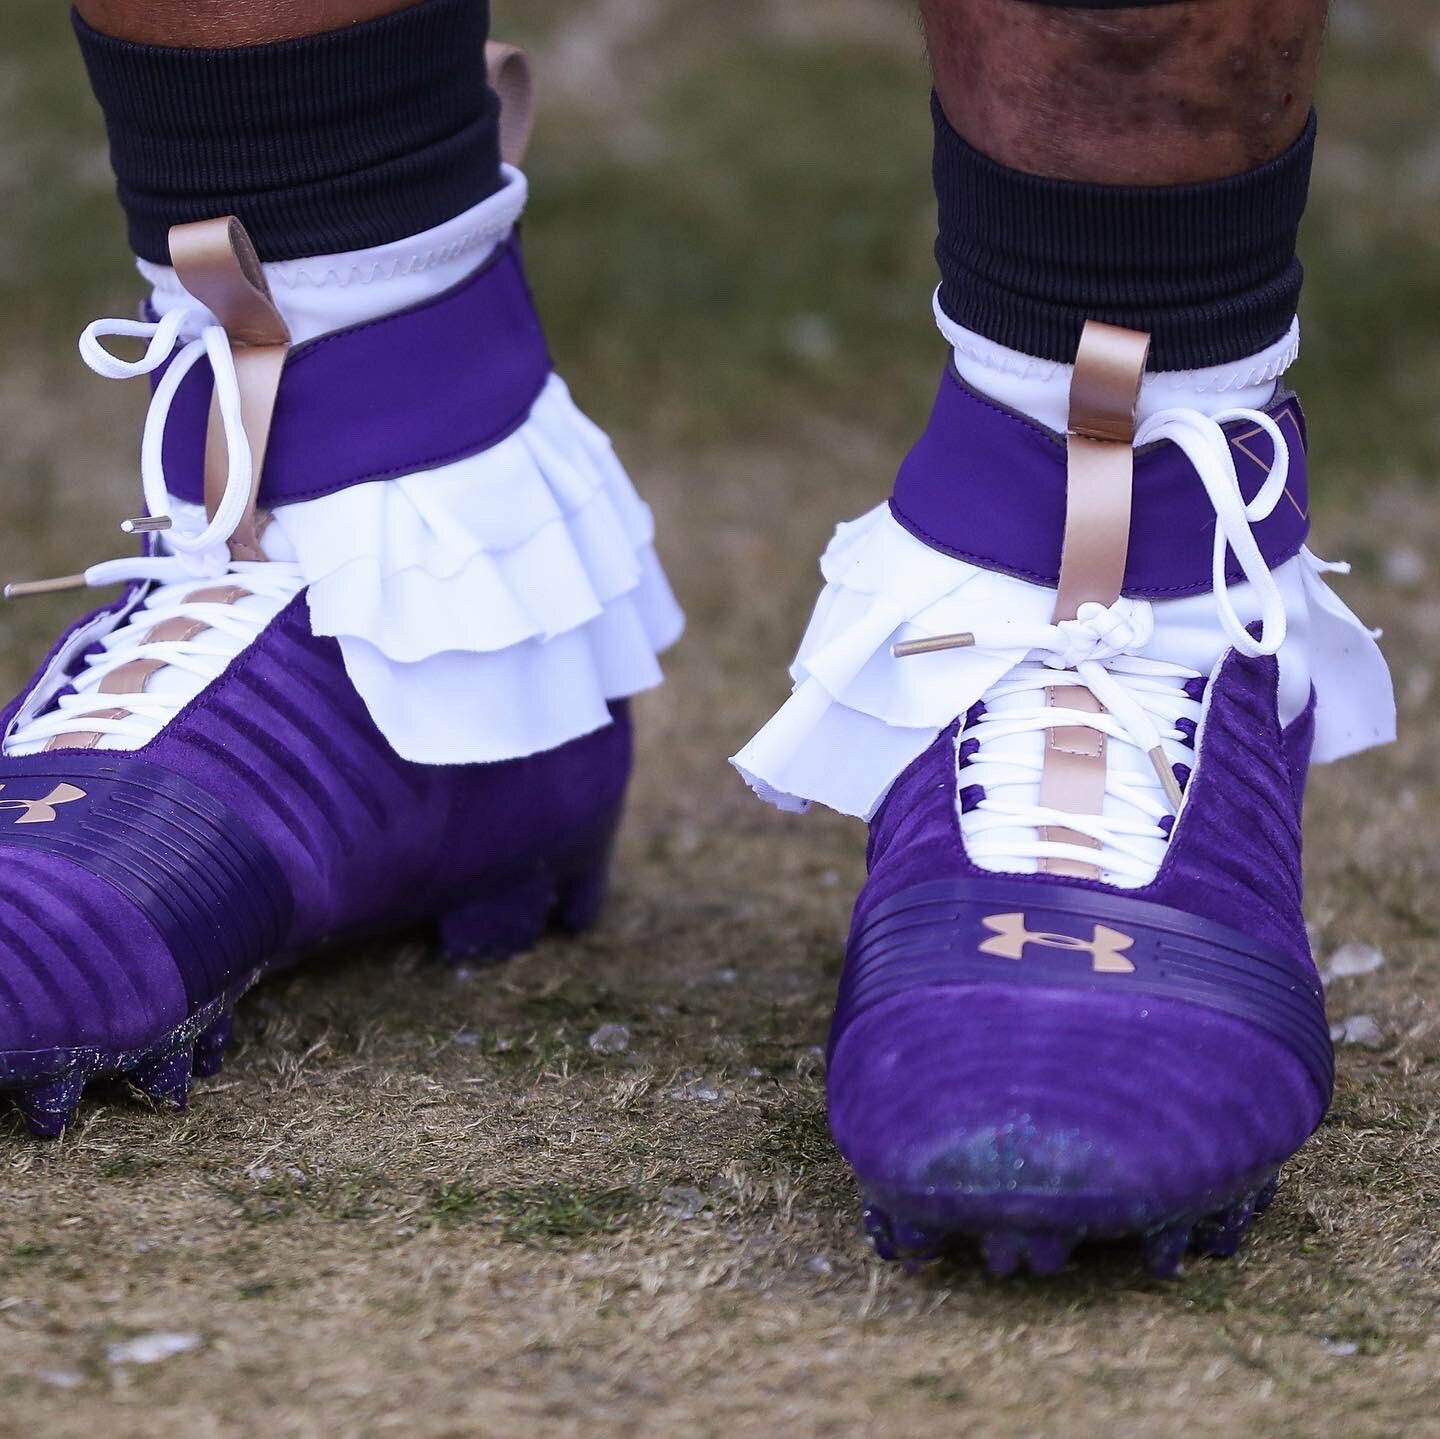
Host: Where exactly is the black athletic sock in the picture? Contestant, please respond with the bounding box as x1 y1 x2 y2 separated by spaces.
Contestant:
73 0 502 265
931 94 1316 370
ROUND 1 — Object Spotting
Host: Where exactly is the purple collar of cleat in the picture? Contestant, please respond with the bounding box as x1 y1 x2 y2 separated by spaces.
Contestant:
157 235 552 510
891 366 1310 599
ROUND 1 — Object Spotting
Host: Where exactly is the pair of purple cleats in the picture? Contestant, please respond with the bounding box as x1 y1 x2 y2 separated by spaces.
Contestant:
0 197 1392 1280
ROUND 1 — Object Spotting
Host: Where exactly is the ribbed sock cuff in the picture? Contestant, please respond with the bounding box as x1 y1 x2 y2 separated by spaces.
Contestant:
73 0 502 264
932 94 1316 370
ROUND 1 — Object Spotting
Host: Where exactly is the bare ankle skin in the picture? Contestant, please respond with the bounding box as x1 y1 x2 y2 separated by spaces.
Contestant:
921 0 1329 182
73 0 429 48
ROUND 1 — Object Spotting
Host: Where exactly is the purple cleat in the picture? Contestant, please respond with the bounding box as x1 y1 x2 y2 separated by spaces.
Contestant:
736 320 1393 1275
0 89 682 1137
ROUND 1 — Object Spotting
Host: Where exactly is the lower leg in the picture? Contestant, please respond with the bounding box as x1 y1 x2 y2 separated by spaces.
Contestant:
921 0 1328 184
73 0 428 48
921 0 1330 369
72 0 501 263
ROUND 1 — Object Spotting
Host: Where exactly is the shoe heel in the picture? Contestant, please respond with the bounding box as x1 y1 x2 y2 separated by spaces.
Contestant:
439 873 557 965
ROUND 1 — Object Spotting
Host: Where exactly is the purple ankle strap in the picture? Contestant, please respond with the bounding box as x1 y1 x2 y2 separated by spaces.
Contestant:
891 367 1310 598
159 235 552 510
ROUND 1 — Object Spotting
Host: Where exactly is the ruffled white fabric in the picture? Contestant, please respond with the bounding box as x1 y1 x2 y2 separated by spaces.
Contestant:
136 168 684 765
265 373 683 763
731 505 1394 821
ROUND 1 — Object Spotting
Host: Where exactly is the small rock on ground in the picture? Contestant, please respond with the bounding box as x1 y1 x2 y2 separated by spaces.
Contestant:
1321 943 1386 983
106 1332 203 1366
1330 1014 1385 1047
588 1023 631 1055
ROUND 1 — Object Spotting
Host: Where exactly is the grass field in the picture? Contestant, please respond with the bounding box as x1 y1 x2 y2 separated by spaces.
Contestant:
1 1 1438 1434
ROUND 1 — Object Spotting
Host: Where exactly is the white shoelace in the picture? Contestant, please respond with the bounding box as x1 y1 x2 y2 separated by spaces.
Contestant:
5 308 305 755
902 403 1294 885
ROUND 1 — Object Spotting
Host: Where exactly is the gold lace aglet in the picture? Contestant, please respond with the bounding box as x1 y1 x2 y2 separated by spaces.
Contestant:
120 515 172 535
1149 746 1185 811
4 574 89 599
891 632 977 659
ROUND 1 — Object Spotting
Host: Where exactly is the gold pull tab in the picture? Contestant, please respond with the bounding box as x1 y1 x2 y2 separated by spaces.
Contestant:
485 41 536 168
1039 321 1153 876
168 216 290 563
1053 322 1151 623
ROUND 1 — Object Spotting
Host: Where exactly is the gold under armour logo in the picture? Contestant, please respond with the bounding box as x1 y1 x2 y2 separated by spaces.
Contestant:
0 782 86 825
979 912 1136 974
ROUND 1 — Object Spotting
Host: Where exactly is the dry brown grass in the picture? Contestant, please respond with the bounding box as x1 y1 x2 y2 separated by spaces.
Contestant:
1 1 1439 1434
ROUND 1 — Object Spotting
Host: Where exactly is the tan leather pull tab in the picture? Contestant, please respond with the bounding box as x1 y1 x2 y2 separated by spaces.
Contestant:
486 41 536 168
1053 322 1150 622
1039 321 1151 878
168 216 291 563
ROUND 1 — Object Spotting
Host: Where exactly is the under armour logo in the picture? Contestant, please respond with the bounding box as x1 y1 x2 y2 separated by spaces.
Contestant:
979 912 1136 974
0 782 87 825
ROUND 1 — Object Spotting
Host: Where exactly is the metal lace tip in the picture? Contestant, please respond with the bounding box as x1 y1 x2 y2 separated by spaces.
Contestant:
120 515 172 535
4 574 88 599
1149 746 1185 811
891 632 977 659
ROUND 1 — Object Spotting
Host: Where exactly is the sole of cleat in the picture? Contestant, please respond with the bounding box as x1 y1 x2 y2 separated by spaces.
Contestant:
1023 1233 1074 1277
862 1203 901 1263
1141 1224 1192 1279
2 845 620 1138
130 1047 194 1110
1193 1194 1258 1258
860 1172 1279 1277
0 980 255 1138
980 1231 1024 1277
192 1011 234 1079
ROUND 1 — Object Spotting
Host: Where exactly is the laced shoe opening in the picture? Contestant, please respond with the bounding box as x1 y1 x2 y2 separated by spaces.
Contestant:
894 399 1301 888
957 655 1205 887
6 553 305 755
4 294 306 756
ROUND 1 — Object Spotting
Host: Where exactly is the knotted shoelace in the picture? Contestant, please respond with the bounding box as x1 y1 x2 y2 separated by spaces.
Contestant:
897 403 1294 882
6 308 305 754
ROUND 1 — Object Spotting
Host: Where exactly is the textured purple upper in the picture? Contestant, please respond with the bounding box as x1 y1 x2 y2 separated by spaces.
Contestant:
0 596 630 1076
827 648 1330 1232
891 367 1310 598
854 650 1314 971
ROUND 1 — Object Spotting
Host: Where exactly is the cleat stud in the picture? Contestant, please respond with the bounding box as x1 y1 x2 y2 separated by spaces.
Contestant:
1023 1233 1073 1277
439 876 556 964
892 1217 944 1265
981 1231 1024 1277
193 1011 234 1078
13 1073 87 1139
862 1203 899 1263
130 1048 193 1110
860 1202 943 1266
1195 1195 1257 1259
555 856 613 936
1143 1224 1192 1279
